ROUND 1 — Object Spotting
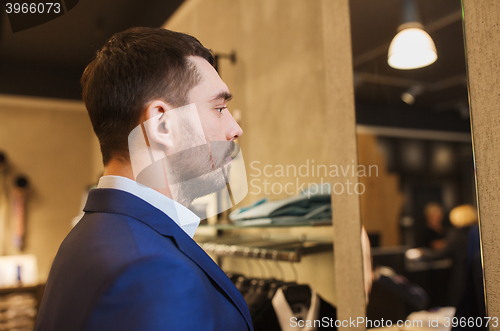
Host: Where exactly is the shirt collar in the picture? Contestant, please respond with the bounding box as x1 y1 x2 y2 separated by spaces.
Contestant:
96 175 200 238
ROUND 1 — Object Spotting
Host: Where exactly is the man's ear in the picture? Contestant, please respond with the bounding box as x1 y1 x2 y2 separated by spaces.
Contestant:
142 100 175 151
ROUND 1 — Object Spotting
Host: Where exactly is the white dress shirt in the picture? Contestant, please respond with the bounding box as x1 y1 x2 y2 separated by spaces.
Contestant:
97 175 200 238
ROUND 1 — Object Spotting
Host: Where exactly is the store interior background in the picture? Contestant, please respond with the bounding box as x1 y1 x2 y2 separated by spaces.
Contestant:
0 0 478 321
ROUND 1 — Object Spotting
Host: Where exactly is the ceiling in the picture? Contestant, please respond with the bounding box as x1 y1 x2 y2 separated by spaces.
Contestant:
0 0 183 99
0 0 470 132
349 0 470 132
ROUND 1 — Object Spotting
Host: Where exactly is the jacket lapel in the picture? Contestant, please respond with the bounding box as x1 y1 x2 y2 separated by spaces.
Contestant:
84 188 253 330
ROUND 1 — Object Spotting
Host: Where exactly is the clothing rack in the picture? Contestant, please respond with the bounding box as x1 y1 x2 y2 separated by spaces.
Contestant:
197 237 333 262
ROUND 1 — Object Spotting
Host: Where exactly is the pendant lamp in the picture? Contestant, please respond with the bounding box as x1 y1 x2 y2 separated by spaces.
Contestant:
388 0 437 70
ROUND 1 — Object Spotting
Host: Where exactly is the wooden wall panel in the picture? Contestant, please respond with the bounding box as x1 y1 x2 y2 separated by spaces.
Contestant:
322 0 366 329
462 1 500 328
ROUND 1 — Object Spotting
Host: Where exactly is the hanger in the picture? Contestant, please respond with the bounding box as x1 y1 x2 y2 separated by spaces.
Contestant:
288 252 298 282
260 249 275 279
225 246 244 284
280 252 312 310
252 248 267 279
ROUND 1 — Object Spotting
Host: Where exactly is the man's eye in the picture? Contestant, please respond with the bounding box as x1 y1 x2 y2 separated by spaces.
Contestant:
216 107 227 113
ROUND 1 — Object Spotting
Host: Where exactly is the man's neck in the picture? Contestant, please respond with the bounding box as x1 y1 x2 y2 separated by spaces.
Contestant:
103 159 135 180
103 158 174 200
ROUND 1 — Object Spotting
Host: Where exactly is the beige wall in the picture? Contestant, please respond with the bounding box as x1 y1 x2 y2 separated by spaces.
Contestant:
0 95 93 281
358 134 404 247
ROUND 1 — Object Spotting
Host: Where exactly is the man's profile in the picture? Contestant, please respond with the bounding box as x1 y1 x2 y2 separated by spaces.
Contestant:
34 27 252 331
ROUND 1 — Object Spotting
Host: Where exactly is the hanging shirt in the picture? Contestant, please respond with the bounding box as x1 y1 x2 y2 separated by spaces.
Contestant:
252 285 337 331
272 287 321 331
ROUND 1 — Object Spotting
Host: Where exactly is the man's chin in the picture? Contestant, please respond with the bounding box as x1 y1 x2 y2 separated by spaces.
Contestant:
170 169 228 207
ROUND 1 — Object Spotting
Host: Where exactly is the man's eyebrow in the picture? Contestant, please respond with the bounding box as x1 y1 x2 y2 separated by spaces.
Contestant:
210 91 233 102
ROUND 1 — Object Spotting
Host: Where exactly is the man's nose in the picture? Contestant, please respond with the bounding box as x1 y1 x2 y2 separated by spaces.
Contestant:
226 112 243 141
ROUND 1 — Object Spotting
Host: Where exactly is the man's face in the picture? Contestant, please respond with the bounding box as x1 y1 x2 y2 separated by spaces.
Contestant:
187 56 242 155
129 55 245 208
426 206 444 228
165 56 243 205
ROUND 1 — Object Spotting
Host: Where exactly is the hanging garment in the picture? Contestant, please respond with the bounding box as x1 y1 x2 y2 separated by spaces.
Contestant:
252 285 337 331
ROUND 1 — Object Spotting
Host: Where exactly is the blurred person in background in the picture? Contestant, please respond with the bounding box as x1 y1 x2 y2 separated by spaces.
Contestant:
452 221 486 331
420 204 478 306
422 202 447 250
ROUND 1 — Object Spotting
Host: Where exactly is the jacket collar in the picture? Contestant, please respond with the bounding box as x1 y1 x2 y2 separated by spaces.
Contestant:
84 188 253 330
96 175 200 238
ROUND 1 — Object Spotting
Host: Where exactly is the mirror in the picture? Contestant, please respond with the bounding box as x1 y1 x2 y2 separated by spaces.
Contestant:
349 0 483 324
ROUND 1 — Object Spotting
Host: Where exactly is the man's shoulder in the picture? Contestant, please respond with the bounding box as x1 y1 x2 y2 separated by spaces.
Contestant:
36 210 196 331
63 210 181 268
43 209 187 305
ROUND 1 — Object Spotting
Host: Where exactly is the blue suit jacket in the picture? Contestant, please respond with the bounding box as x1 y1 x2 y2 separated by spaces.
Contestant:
35 188 253 331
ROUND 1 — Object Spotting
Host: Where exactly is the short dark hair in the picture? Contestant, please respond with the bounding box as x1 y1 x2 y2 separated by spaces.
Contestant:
81 27 215 165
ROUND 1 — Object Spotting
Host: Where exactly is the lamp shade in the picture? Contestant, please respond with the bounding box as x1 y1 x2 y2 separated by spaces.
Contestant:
388 27 437 70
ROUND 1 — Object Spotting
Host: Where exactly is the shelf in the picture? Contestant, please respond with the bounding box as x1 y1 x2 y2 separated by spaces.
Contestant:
199 219 332 230
0 284 42 295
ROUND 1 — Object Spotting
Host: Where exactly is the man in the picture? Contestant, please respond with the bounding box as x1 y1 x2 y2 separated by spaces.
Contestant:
422 202 447 249
35 27 253 331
